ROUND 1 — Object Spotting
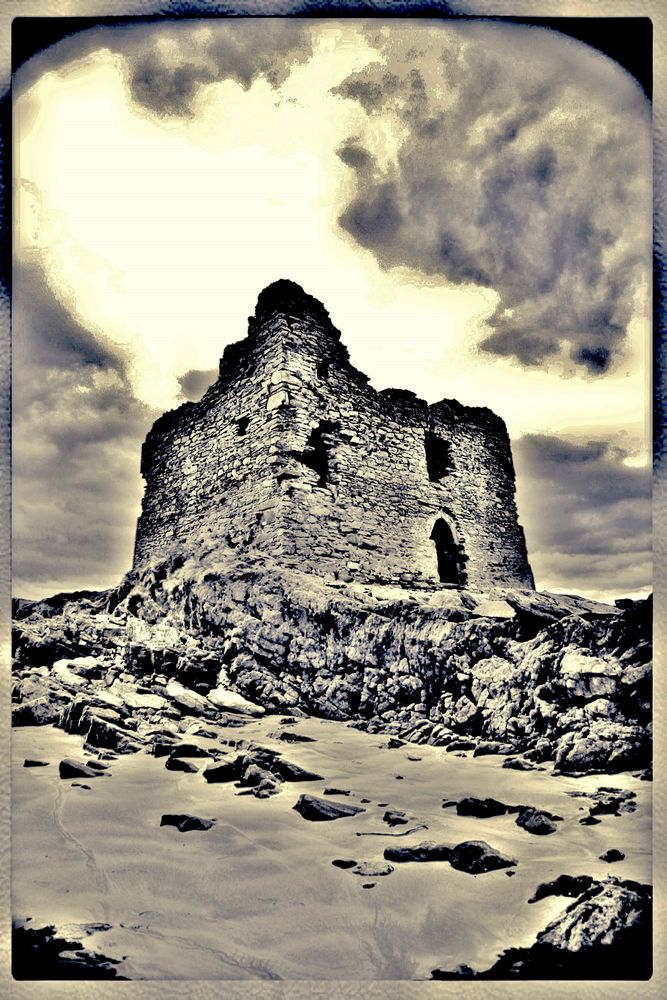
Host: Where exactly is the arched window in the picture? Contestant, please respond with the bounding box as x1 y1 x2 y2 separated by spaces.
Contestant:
430 517 466 586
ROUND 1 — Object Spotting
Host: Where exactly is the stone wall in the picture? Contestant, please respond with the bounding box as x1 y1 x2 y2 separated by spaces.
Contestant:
134 280 534 591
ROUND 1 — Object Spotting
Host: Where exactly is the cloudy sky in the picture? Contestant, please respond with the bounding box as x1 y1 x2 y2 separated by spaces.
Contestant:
13 16 651 602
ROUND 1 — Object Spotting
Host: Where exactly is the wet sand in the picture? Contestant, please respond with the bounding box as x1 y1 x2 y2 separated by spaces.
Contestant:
12 716 652 981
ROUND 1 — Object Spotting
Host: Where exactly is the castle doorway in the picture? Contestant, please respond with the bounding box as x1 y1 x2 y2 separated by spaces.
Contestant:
430 518 466 586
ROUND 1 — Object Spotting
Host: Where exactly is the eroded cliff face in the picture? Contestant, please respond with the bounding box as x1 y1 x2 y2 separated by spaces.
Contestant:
12 541 651 776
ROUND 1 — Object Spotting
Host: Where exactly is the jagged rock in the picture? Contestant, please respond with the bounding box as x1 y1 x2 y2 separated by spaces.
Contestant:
165 680 211 715
59 758 105 780
121 691 168 711
238 763 281 797
12 923 126 980
84 718 145 755
432 878 651 979
293 794 365 822
53 656 106 679
538 878 649 951
383 809 409 826
269 758 323 782
571 788 637 818
51 662 88 689
151 735 180 757
13 696 65 727
60 696 126 736
207 687 265 715
203 758 243 783
160 814 215 832
23 759 50 767
515 807 560 836
554 722 648 774
165 757 199 773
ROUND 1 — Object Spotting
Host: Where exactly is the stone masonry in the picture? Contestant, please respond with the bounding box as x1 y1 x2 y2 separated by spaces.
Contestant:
133 280 534 591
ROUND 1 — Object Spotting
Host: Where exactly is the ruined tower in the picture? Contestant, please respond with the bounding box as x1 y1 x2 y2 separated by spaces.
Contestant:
133 280 534 591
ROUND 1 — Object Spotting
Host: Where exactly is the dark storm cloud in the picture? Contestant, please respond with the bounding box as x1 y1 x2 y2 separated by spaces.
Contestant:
513 433 651 596
126 19 314 117
15 19 315 120
333 23 651 375
177 367 218 401
12 263 156 597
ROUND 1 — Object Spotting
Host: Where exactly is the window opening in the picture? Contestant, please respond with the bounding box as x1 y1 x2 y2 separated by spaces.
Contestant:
424 432 453 481
296 420 340 486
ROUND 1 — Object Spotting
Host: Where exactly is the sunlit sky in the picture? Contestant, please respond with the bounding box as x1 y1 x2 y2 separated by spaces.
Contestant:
13 18 652 601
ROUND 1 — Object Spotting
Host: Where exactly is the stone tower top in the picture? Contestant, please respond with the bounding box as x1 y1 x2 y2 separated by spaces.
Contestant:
253 279 337 332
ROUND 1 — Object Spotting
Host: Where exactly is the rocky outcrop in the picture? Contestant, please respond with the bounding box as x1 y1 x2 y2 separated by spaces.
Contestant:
12 922 126 980
432 876 651 979
11 547 651 775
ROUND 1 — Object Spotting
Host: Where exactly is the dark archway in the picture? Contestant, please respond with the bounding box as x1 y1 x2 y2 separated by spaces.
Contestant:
430 518 466 586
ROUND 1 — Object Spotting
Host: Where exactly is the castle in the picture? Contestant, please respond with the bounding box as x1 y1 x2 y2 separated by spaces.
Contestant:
133 280 534 591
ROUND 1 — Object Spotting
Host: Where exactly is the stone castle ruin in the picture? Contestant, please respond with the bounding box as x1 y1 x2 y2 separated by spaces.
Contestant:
133 280 534 591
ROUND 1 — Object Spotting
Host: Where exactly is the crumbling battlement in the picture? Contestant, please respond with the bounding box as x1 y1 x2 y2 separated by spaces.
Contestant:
134 280 534 590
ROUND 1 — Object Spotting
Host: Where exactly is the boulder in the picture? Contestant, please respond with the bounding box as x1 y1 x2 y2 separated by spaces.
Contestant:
59 758 105 780
515 808 560 836
432 878 651 979
455 797 510 819
384 842 453 864
203 758 243 783
84 718 145 755
121 691 168 711
538 878 649 952
448 841 517 874
160 814 215 832
165 681 211 715
207 687 264 716
165 758 199 773
599 849 625 863
555 723 648 774
383 809 409 826
269 758 323 782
